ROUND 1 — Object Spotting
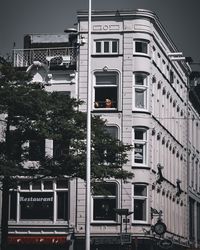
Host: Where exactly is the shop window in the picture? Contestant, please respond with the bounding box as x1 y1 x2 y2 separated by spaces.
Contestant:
133 128 147 165
9 180 69 222
9 191 17 220
133 72 148 109
134 40 148 54
92 182 117 222
133 184 147 222
94 72 118 109
95 40 118 54
57 192 68 220
20 192 54 220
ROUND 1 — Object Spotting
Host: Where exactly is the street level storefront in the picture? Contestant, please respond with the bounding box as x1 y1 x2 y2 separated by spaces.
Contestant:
74 236 188 250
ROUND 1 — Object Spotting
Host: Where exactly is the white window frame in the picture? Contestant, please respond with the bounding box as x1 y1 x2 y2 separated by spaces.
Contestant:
91 182 118 223
134 40 149 55
94 39 119 54
133 72 149 110
132 184 148 223
9 180 69 223
132 127 148 166
93 71 118 110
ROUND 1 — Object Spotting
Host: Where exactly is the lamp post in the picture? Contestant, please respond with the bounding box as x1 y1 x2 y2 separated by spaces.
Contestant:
86 0 92 250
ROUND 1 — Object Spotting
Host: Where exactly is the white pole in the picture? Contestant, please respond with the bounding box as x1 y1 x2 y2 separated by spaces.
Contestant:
86 0 91 249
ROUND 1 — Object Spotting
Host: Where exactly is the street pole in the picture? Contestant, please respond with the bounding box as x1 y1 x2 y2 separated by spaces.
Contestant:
86 0 91 249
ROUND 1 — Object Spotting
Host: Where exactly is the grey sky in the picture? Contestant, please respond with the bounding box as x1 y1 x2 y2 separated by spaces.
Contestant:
0 0 200 63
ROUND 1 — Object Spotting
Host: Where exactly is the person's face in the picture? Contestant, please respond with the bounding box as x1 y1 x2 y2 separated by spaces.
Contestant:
105 99 112 107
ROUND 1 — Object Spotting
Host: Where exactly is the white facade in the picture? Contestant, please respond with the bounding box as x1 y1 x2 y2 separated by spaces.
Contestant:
76 9 200 250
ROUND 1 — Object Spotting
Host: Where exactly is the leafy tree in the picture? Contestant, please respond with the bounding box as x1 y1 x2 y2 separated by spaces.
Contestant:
0 57 133 250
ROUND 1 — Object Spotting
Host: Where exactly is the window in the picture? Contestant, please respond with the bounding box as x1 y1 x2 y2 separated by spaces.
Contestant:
94 72 118 109
134 40 148 54
170 70 174 84
133 73 148 109
9 180 69 221
29 138 45 161
53 140 63 160
133 184 147 222
133 128 147 165
95 40 118 54
92 182 118 222
105 126 118 139
189 198 195 240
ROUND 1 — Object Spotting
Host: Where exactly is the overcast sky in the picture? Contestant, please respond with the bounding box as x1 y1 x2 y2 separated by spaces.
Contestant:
0 0 200 63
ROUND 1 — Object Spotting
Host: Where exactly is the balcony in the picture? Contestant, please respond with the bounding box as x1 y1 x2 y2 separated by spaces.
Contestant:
13 47 77 69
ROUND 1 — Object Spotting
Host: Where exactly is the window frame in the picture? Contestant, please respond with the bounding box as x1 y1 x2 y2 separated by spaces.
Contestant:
93 71 119 110
132 127 148 166
91 182 118 223
133 72 149 110
9 180 69 222
132 183 148 223
94 39 119 55
134 40 149 55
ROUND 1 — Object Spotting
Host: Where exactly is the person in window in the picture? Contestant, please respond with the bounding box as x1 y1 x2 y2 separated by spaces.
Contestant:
105 98 112 108
94 101 100 108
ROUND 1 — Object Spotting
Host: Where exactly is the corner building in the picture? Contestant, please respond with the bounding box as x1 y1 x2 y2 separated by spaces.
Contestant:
75 9 200 250
5 9 200 250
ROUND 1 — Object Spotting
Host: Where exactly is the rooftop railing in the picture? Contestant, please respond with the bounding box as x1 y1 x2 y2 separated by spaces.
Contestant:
13 47 77 68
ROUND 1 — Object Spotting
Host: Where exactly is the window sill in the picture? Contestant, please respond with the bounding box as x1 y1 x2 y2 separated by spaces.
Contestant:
132 166 150 170
91 222 120 225
132 222 150 226
92 109 120 113
92 54 123 57
133 53 151 59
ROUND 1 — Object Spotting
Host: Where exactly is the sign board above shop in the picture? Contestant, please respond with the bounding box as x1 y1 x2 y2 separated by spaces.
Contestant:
158 239 173 249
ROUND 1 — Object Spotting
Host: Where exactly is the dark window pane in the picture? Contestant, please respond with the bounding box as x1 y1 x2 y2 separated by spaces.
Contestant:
53 140 63 159
96 42 101 53
29 139 45 161
104 41 109 53
189 198 195 239
134 185 147 196
57 192 68 220
94 198 116 220
135 130 144 140
134 199 146 220
112 41 118 53
135 74 145 85
93 183 117 196
57 179 68 189
135 41 147 54
43 180 53 190
170 70 174 83
20 192 53 220
95 87 117 108
9 192 17 220
20 181 29 190
32 181 41 190
105 126 118 139
96 74 117 85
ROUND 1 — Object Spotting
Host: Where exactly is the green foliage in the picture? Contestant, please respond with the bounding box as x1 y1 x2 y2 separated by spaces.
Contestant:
0 57 133 185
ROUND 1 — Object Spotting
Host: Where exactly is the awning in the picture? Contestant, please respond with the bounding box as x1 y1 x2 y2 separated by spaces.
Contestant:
8 235 71 245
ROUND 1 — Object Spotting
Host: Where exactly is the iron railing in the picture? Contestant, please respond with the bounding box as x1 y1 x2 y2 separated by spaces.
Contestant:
13 47 77 68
